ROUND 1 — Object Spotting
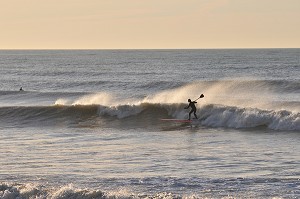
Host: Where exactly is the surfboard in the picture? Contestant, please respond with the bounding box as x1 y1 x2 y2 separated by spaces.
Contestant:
160 118 192 123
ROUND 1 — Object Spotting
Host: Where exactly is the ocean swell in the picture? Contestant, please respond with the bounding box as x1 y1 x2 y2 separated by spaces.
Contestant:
0 103 299 131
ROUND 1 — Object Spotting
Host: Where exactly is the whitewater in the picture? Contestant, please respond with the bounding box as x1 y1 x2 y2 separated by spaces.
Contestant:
0 49 299 198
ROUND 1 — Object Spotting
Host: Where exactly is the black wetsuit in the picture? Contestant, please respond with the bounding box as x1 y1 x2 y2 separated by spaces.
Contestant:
185 101 198 120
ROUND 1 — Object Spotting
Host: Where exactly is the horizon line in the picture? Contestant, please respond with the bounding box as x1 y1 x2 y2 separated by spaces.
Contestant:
1 47 299 51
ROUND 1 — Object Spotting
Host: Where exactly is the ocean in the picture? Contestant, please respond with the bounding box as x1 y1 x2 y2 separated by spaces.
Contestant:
0 49 299 198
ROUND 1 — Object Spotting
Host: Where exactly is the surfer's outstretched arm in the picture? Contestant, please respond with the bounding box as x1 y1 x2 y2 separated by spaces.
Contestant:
184 104 190 109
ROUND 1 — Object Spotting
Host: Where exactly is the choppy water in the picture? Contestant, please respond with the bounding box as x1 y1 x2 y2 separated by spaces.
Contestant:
0 49 299 198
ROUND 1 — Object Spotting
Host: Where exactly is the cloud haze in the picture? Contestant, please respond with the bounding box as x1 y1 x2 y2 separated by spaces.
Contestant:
1 0 299 49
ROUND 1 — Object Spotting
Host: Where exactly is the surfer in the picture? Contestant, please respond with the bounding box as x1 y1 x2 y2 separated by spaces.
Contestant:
19 87 24 91
184 99 198 120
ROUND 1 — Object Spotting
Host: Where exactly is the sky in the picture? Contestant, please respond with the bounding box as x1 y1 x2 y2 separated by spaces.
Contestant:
1 0 299 49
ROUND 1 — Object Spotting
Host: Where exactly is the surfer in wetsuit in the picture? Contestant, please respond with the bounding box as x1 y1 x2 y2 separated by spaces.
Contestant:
184 99 198 120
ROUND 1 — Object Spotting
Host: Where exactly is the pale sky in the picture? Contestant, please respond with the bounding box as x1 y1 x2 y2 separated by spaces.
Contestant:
1 0 299 49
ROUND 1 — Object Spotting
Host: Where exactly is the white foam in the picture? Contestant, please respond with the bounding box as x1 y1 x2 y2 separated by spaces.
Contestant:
199 105 300 131
54 98 70 105
99 104 143 119
72 92 115 106
51 184 104 199
50 80 300 130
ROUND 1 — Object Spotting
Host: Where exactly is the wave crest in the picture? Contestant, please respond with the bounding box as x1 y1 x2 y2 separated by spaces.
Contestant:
0 103 299 131
199 104 300 131
97 103 300 131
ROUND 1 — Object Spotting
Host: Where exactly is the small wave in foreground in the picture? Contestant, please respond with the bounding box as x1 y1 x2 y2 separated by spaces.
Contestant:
1 177 299 199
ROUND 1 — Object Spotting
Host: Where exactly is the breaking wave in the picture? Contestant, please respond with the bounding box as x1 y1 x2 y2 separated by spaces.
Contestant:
1 177 299 199
0 79 299 131
0 102 299 131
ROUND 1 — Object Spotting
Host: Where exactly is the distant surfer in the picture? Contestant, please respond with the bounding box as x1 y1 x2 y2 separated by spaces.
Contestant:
19 87 24 91
184 99 198 120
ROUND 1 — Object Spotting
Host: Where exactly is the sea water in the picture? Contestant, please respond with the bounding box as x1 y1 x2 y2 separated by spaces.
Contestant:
0 49 299 198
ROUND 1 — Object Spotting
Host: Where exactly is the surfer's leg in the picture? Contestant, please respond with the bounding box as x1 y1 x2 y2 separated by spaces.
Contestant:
193 109 198 119
194 112 198 119
189 110 193 120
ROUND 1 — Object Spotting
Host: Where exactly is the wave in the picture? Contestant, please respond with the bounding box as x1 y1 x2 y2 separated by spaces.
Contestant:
0 105 100 128
0 79 299 130
98 103 300 131
199 104 300 131
0 102 299 131
0 183 106 199
1 177 299 199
